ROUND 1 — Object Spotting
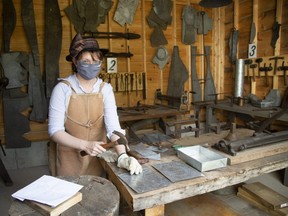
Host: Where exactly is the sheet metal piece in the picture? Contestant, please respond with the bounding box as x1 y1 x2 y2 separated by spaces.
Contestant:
131 143 161 160
228 28 239 64
118 166 171 193
22 0 47 122
44 0 62 98
191 46 202 102
2 0 16 52
204 46 216 101
152 161 203 182
3 89 31 148
249 22 256 44
167 46 189 107
1 52 29 89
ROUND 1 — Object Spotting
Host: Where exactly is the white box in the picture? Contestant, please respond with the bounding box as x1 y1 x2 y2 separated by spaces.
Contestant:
177 145 227 172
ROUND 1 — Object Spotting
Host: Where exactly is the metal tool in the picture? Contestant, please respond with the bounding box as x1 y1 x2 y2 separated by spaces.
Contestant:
80 130 130 156
124 73 129 93
250 64 257 82
204 46 216 101
80 131 149 164
191 46 202 103
115 73 119 92
135 73 138 96
142 72 146 99
213 130 288 156
259 63 272 86
83 31 141 40
255 58 263 77
244 59 253 81
278 61 288 86
130 73 134 91
269 56 284 75
2 0 16 52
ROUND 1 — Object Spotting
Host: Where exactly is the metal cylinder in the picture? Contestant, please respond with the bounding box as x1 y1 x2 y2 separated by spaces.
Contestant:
234 59 245 98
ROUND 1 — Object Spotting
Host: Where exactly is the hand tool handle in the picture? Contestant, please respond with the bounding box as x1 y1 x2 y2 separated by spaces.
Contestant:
80 142 116 157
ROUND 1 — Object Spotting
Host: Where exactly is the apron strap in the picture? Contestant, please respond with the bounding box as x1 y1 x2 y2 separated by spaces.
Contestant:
59 80 77 93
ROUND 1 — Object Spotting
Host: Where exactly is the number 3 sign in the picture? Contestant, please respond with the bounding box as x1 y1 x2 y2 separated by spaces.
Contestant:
248 44 257 59
107 58 117 73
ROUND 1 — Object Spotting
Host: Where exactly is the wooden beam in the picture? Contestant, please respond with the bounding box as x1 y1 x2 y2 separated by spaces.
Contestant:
144 205 165 216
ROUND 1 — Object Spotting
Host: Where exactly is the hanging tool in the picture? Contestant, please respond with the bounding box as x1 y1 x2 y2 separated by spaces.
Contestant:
255 58 263 77
250 64 257 82
228 28 239 64
204 46 216 101
83 31 141 40
115 73 119 92
2 0 16 52
269 56 284 75
191 46 202 102
135 73 138 96
120 73 124 91
244 59 253 82
278 61 288 86
130 73 134 91
124 73 129 94
105 51 133 58
142 72 146 99
259 63 273 86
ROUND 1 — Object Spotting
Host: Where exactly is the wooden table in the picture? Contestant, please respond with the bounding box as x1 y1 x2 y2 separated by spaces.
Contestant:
100 148 288 216
205 102 288 132
118 105 182 122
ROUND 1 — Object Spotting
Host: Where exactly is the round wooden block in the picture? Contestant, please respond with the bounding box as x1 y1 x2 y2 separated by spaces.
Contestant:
9 175 120 216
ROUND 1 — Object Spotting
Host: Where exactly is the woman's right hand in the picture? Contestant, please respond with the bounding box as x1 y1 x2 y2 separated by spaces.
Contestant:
83 141 106 156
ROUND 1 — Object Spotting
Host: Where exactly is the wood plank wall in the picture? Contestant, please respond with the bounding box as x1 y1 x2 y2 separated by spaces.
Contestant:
0 0 287 143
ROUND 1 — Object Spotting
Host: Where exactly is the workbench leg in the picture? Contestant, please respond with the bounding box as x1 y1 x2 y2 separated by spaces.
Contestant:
205 105 213 133
144 205 164 216
284 168 288 187
0 157 13 186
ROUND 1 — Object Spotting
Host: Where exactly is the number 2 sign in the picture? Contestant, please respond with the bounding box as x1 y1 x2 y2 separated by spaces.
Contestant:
107 58 117 73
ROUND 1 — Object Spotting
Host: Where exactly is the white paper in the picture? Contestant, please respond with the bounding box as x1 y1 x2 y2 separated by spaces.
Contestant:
12 175 83 207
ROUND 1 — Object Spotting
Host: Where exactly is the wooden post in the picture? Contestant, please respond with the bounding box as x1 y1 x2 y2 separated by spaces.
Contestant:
251 0 259 94
273 0 283 89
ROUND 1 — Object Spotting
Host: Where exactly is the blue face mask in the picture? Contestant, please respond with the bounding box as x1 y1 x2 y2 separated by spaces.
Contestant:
76 61 101 80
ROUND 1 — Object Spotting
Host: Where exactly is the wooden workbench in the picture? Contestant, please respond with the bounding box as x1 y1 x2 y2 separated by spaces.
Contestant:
100 147 288 216
205 102 288 133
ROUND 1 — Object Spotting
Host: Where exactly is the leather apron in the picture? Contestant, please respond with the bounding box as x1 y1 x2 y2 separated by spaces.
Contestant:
56 80 107 176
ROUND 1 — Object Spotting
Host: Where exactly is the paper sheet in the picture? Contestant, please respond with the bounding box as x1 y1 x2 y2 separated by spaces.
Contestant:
12 175 83 207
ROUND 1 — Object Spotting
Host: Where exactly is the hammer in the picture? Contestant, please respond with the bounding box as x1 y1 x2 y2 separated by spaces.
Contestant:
80 130 130 157
250 64 257 82
278 61 288 86
80 131 149 164
244 59 253 81
269 56 284 75
255 58 263 77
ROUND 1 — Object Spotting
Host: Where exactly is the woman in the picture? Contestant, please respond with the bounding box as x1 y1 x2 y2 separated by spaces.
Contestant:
48 33 142 176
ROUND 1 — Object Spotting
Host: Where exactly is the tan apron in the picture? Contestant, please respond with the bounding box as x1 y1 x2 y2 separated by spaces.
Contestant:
56 80 107 176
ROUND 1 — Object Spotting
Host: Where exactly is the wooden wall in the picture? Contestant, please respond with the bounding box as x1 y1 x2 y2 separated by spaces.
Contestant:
0 0 287 143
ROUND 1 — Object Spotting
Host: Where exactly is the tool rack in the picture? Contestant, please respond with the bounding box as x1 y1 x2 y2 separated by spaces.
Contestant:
243 54 288 95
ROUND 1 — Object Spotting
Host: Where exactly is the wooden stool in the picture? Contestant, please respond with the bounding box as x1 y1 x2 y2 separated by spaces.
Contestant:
9 175 120 216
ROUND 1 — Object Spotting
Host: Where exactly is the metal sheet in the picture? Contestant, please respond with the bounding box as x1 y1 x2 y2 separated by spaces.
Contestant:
118 166 171 193
152 161 203 183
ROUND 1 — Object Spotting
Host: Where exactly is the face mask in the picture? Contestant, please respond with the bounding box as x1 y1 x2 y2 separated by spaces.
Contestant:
76 61 101 80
